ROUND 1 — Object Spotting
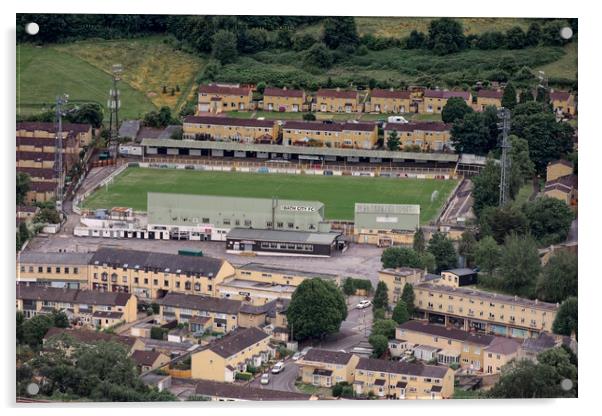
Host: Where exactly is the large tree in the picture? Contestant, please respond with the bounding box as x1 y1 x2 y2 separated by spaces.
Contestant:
458 230 477 267
380 246 435 272
303 43 334 69
372 281 390 311
427 232 457 272
474 236 501 275
509 135 535 181
322 17 359 50
426 17 467 55
286 278 347 341
401 283 416 315
211 30 238 64
413 228 426 253
537 251 578 303
479 205 528 244
441 97 473 124
553 297 578 338
501 83 517 109
498 234 541 296
392 300 410 325
523 197 574 246
17 172 31 205
66 103 104 128
450 107 499 156
386 130 400 151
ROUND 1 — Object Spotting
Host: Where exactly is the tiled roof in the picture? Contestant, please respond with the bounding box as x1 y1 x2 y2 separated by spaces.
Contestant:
263 87 304 98
156 292 241 315
484 337 521 355
356 357 449 378
199 84 252 96
443 268 477 276
16 121 91 134
16 167 57 180
238 263 338 280
370 89 411 99
545 174 578 191
302 348 354 365
550 91 571 101
384 122 451 132
17 205 38 213
477 90 503 99
194 379 312 401
131 350 164 367
398 321 495 346
283 120 376 133
43 327 137 348
184 115 274 128
424 90 470 100
29 182 58 192
16 285 132 307
18 251 92 265
207 327 269 358
316 89 358 99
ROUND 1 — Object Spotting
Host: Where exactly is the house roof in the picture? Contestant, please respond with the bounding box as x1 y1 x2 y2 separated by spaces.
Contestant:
29 182 58 192
443 268 477 277
398 321 496 346
156 292 241 315
16 121 91 135
238 262 338 280
18 251 93 265
239 298 289 315
184 115 275 128
484 337 521 355
356 357 449 378
226 228 340 246
131 350 164 367
43 327 137 348
302 348 354 365
355 203 420 215
550 91 571 101
283 120 376 133
379 267 423 277
545 174 577 190
90 247 225 277
16 167 57 180
17 205 39 213
477 90 503 99
206 327 270 358
424 90 470 100
316 89 358 99
16 285 132 307
194 379 312 401
263 87 304 98
118 120 141 139
199 84 252 96
370 89 411 99
383 122 451 132
91 311 124 319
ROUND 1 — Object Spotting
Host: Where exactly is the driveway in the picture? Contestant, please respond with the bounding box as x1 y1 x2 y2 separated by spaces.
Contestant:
249 359 299 392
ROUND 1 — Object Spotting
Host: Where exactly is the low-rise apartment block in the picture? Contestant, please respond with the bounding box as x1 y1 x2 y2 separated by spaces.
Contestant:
383 122 452 151
198 84 253 114
191 327 273 382
262 87 306 112
17 252 92 289
367 89 411 113
182 115 279 144
378 267 425 306
297 349 360 387
313 89 362 113
353 357 454 399
282 120 378 149
156 292 241 334
16 285 137 328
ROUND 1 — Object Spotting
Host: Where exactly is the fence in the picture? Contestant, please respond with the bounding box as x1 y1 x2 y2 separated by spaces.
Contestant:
73 162 129 214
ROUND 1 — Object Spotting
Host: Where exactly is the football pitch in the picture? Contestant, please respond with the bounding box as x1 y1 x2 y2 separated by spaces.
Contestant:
82 167 458 223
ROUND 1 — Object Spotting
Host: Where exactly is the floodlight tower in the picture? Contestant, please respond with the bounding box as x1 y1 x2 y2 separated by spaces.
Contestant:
54 94 69 211
107 64 123 158
537 70 549 102
497 107 512 206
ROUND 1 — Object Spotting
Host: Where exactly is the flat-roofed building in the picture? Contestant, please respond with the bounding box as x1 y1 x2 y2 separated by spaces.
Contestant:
16 285 137 328
367 89 411 113
282 120 378 149
383 122 452 152
438 268 478 287
313 89 361 113
422 90 471 114
378 267 425 306
235 263 340 287
353 357 454 399
156 292 241 333
17 252 92 289
191 327 273 382
182 115 278 144
262 87 306 112
297 349 360 387
413 282 559 338
147 193 329 242
354 203 420 246
197 84 253 114
88 247 236 300
226 228 342 257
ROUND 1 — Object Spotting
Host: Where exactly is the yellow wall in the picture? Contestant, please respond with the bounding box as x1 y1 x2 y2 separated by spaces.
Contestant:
263 94 305 112
314 95 361 113
283 125 378 149
158 305 238 333
384 128 451 151
378 269 424 306
368 97 411 113
183 120 279 143
299 355 360 386
353 366 454 399
475 97 502 110
546 163 573 182
17 262 89 288
198 91 253 113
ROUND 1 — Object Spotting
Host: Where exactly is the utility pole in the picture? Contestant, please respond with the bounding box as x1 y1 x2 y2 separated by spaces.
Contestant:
54 94 69 212
107 64 123 159
497 107 512 207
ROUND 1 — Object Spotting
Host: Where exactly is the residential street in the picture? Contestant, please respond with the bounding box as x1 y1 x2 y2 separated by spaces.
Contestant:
249 358 300 392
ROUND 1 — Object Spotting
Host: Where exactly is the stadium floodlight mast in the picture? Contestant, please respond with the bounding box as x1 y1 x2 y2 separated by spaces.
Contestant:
54 94 69 212
497 107 512 207
107 64 123 159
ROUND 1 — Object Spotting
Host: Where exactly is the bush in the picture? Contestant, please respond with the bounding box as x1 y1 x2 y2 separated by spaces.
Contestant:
150 326 167 340
235 371 253 381
332 382 354 398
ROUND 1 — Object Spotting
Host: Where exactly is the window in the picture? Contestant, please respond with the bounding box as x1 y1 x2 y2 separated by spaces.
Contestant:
56 267 61 273
65 267 70 274
38 266 43 273
47 267 52 273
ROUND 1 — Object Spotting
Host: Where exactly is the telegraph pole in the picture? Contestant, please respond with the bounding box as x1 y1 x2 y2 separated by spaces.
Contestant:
107 64 123 159
497 107 512 206
54 94 69 212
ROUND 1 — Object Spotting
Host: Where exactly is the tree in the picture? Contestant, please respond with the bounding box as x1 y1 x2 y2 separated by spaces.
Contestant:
476 31 505 50
322 17 359 50
501 83 517 110
474 236 501 275
387 130 400 151
392 300 410 325
426 18 467 55
303 43 334 69
524 197 574 246
552 297 578 338
498 234 541 296
17 222 30 252
509 135 535 181
21 314 55 347
303 112 316 121
401 283 416 315
472 159 501 216
427 232 457 272
413 228 426 253
287 278 347 341
479 205 528 244
458 230 477 267
35 207 61 224
537 251 578 303
143 106 177 128
17 172 31 205
238 27 269 53
505 26 527 49
406 30 426 49
368 334 388 358
17 311 25 344
51 310 70 328
371 319 397 339
441 97 473 124
525 22 542 47
380 247 433 271
450 107 499 156
150 326 166 340
342 277 355 296
66 103 104 128
211 30 238 64
372 281 389 311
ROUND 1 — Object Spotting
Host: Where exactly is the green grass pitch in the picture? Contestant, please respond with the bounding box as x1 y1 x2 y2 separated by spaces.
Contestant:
82 167 458 223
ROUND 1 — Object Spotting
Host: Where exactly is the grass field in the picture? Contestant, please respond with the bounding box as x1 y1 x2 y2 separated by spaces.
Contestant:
82 167 458 223
17 44 156 120
535 42 577 80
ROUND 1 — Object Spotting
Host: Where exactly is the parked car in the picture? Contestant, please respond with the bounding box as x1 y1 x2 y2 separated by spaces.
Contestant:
260 373 270 385
271 361 285 374
356 299 372 309
292 352 303 361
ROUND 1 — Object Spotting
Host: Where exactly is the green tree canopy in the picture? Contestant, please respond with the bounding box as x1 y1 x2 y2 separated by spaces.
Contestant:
413 228 426 253
450 106 499 156
458 230 477 267
386 130 400 151
143 106 178 128
322 17 359 49
392 300 410 325
372 281 390 311
426 18 467 55
17 172 31 205
509 135 535 181
537 251 578 303
303 43 334 69
479 205 528 244
524 197 574 246
501 83 517 109
371 319 397 339
368 334 388 358
211 30 238 64
441 97 473 124
287 278 347 341
427 232 457 272
67 103 104 128
474 235 501 275
552 297 578 338
401 283 416 315
498 234 541 296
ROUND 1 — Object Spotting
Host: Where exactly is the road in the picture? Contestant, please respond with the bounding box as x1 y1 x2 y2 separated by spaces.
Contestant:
249 358 300 392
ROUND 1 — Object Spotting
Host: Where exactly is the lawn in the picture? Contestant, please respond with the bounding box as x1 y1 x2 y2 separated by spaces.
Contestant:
535 41 577 80
82 167 458 223
16 44 156 120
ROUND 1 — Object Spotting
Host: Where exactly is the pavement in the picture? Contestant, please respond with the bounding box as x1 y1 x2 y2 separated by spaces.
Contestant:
248 358 300 392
